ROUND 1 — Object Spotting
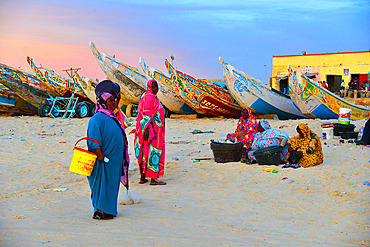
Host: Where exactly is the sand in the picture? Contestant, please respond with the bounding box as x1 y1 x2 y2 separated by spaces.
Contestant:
0 116 369 246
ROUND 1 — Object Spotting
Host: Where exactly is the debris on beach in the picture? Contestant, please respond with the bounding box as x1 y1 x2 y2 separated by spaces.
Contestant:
118 191 141 205
53 187 68 192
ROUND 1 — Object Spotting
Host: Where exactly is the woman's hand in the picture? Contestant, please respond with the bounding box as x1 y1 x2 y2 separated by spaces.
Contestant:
236 130 247 138
143 127 149 141
95 148 105 163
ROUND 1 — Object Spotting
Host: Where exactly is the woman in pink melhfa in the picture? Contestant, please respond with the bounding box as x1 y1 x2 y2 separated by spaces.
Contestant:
134 79 166 185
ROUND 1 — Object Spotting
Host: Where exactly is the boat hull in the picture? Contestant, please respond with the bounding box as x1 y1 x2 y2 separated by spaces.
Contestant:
0 73 47 108
288 66 370 120
165 59 241 118
220 58 306 120
89 41 145 105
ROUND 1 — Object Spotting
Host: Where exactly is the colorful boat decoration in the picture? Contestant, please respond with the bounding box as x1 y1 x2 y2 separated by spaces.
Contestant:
220 57 306 120
288 65 370 120
27 57 92 103
0 63 52 96
139 57 197 115
27 57 67 97
74 71 98 104
89 41 146 105
0 87 16 106
165 59 242 118
0 72 48 108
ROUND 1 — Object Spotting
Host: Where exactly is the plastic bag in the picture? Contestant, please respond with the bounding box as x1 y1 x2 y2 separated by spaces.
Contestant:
118 191 142 205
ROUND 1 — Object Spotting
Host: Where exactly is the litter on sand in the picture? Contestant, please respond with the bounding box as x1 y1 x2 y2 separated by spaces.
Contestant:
191 129 215 134
118 191 142 205
282 164 301 169
54 187 68 192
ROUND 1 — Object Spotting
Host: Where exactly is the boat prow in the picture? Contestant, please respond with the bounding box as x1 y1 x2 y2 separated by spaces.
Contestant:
220 57 306 120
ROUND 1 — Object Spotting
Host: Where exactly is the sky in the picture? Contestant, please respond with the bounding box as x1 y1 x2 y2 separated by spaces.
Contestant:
0 0 369 82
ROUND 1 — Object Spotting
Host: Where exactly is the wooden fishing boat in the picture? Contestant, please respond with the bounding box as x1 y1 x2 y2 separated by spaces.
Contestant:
73 71 98 104
89 41 146 105
27 57 67 97
0 72 48 108
139 57 197 115
288 66 370 120
220 57 306 120
165 59 242 118
27 57 92 103
0 63 52 95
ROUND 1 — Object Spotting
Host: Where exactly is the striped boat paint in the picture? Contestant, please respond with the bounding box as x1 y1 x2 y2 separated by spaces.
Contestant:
0 72 48 108
0 63 51 95
288 66 370 120
165 59 241 118
74 71 98 104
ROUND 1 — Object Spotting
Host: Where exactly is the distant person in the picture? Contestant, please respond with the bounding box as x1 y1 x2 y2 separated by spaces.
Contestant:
340 80 346 97
246 119 289 164
363 81 369 91
286 124 323 168
321 81 328 90
226 107 258 156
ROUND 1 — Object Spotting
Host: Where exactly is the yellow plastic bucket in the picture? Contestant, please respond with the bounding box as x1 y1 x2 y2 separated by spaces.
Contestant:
69 137 101 176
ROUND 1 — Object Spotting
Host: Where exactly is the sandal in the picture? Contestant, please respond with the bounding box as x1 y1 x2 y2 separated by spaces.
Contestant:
139 179 149 184
93 210 114 220
150 180 167 186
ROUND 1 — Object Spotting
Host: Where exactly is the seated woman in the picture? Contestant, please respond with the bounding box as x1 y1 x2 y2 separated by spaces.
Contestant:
286 123 323 168
226 107 258 155
247 119 289 163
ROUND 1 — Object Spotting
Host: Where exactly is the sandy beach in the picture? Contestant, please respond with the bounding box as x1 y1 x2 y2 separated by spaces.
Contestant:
0 116 369 246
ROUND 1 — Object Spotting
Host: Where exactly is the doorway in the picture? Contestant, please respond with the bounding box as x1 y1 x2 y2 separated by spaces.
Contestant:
279 78 288 94
326 75 341 93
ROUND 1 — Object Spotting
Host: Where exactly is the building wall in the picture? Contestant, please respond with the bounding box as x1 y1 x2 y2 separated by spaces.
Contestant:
272 51 370 90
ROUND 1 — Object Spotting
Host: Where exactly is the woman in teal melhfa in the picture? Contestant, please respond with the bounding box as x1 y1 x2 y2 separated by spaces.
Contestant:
87 86 129 219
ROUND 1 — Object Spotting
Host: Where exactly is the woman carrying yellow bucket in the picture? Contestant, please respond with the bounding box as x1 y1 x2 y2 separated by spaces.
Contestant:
86 82 130 220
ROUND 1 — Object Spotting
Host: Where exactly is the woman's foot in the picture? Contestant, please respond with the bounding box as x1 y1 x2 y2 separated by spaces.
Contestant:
150 179 167 186
93 210 114 220
139 179 149 184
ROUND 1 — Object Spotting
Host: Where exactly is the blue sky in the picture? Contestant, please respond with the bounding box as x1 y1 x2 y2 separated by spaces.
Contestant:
0 0 369 81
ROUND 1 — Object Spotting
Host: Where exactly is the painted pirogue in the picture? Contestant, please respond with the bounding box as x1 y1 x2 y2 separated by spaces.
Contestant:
165 59 241 118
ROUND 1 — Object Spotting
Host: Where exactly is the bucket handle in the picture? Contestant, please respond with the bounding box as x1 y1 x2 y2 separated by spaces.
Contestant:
74 137 101 149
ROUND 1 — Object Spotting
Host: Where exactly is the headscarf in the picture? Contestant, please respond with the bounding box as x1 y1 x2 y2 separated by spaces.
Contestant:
137 79 161 119
95 92 126 131
289 123 315 150
259 119 271 131
242 107 255 121
253 119 289 146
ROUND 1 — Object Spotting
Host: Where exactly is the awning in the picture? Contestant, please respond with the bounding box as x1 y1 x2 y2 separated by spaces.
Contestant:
274 75 288 80
304 73 317 79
